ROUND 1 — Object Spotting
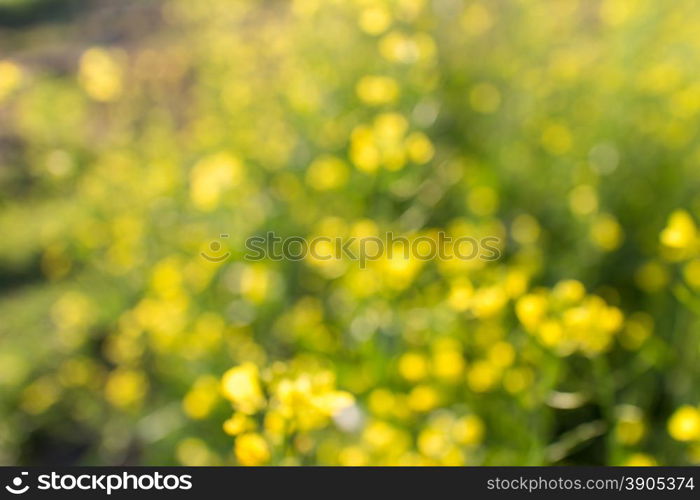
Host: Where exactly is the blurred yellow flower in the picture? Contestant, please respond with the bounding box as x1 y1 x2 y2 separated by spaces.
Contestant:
356 75 400 106
541 123 573 155
448 281 474 311
221 363 266 414
635 260 669 293
306 155 350 190
240 264 271 304
620 312 653 350
590 213 624 251
190 153 243 211
176 438 214 466
569 185 598 216
461 3 493 37
432 338 465 381
600 0 641 27
615 405 646 446
378 31 434 64
78 47 124 102
684 259 700 289
408 385 440 412
183 375 220 420
467 360 498 393
0 60 22 103
553 279 586 304
623 453 657 466
488 341 515 368
511 214 541 245
405 131 435 164
452 415 485 446
660 210 697 253
223 413 256 436
21 377 60 415
668 405 700 442
398 352 429 382
468 186 499 216
516 294 548 331
104 369 148 409
235 433 271 466
358 4 392 35
417 427 449 459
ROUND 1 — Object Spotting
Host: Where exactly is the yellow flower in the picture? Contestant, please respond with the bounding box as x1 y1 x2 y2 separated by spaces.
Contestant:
235 433 270 466
358 4 392 35
660 210 697 252
404 132 435 164
306 155 349 191
467 360 498 393
367 388 396 417
431 339 465 381
418 427 449 458
515 294 548 331
221 363 266 414
468 186 499 216
452 415 485 446
190 153 242 211
374 112 408 142
21 377 60 415
272 370 354 431
541 122 572 155
350 125 381 172
51 291 94 339
363 420 403 451
240 264 271 304
379 31 434 64
503 367 534 394
668 405 700 442
623 453 657 466
264 410 287 439
150 258 183 298
488 341 515 368
447 281 473 311
600 0 641 27
338 446 368 466
104 369 148 409
635 261 669 293
223 413 256 436
408 385 440 412
176 438 213 466
591 213 623 251
537 320 564 348
471 286 507 318
0 60 22 103
398 352 429 382
615 406 646 446
78 47 124 102
461 3 493 37
569 185 598 216
553 279 586 304
183 375 220 420
684 259 700 289
356 75 399 106
619 312 653 350
511 214 540 245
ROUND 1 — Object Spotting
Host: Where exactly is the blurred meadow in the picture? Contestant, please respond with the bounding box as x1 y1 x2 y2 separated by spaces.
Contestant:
1 0 700 466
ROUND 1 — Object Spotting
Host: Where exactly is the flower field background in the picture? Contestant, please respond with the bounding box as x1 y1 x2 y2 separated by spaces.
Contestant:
1 0 700 466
